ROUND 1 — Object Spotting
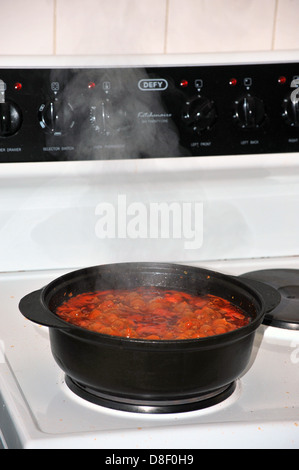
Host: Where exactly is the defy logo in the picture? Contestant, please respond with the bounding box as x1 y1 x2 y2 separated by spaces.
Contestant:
138 78 168 91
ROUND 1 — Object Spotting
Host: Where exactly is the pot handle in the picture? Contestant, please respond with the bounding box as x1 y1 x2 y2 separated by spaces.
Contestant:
238 277 281 313
19 289 69 329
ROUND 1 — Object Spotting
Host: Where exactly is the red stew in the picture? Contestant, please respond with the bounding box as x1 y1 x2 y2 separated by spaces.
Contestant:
56 287 251 340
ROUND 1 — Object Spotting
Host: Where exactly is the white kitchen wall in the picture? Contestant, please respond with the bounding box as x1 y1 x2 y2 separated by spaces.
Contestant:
0 0 298 55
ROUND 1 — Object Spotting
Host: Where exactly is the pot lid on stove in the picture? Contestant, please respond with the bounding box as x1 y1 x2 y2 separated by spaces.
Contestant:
241 269 299 330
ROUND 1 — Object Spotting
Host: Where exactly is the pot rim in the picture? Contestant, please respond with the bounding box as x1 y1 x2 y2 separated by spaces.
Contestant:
36 262 266 349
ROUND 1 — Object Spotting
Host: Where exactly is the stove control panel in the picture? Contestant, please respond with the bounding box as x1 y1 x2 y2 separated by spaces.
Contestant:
0 62 299 161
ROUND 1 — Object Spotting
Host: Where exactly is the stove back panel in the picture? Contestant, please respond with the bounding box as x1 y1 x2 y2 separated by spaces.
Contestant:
1 54 299 272
0 62 299 162
1 155 299 272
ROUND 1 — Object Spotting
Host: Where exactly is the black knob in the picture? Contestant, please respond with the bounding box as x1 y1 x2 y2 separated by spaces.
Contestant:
182 96 217 134
233 94 265 129
0 100 22 137
90 98 130 135
38 99 74 135
282 96 299 127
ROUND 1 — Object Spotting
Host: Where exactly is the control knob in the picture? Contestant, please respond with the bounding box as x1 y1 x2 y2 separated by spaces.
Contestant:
282 82 299 127
181 96 217 134
38 99 75 135
90 98 130 135
0 100 22 137
233 94 265 129
0 79 22 137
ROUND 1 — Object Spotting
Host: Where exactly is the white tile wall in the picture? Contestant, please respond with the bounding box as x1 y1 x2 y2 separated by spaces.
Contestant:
0 0 298 55
0 0 54 55
55 0 167 55
273 0 299 50
166 0 277 53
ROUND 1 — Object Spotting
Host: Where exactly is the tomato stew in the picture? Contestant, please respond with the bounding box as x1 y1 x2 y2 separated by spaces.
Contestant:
56 287 251 340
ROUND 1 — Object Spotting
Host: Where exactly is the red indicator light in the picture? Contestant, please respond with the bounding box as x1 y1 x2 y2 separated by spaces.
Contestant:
278 76 287 84
229 78 237 86
180 79 188 88
88 81 96 89
14 82 22 91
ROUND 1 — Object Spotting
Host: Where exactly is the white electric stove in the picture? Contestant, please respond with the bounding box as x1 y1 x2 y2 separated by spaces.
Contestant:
1 52 299 449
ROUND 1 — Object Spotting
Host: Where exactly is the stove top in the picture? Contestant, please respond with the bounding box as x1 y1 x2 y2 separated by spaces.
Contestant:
1 257 299 449
1 51 299 450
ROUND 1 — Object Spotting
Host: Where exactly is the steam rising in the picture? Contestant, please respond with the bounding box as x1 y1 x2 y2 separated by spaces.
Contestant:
28 67 203 270
47 67 185 160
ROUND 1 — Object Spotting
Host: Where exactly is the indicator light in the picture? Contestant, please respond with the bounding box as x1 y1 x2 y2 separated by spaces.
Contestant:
229 78 237 86
180 79 188 88
278 76 287 84
14 82 22 91
88 81 96 89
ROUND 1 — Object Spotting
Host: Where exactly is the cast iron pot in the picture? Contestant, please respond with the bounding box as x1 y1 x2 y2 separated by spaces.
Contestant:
19 262 280 413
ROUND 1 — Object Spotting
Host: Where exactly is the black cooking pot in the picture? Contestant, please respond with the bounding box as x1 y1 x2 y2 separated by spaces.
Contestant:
19 262 280 413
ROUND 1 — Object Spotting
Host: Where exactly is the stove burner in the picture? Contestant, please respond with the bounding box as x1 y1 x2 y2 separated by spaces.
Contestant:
241 269 299 330
65 376 236 414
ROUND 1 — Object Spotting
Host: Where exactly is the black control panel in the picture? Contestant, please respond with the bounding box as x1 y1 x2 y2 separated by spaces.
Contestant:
0 62 299 162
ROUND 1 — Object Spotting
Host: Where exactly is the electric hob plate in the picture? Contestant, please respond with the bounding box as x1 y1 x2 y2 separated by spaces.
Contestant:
241 269 299 330
65 376 236 414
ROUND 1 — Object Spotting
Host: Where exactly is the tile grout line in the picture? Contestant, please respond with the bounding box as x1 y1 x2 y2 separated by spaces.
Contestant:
271 0 279 50
164 0 170 54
